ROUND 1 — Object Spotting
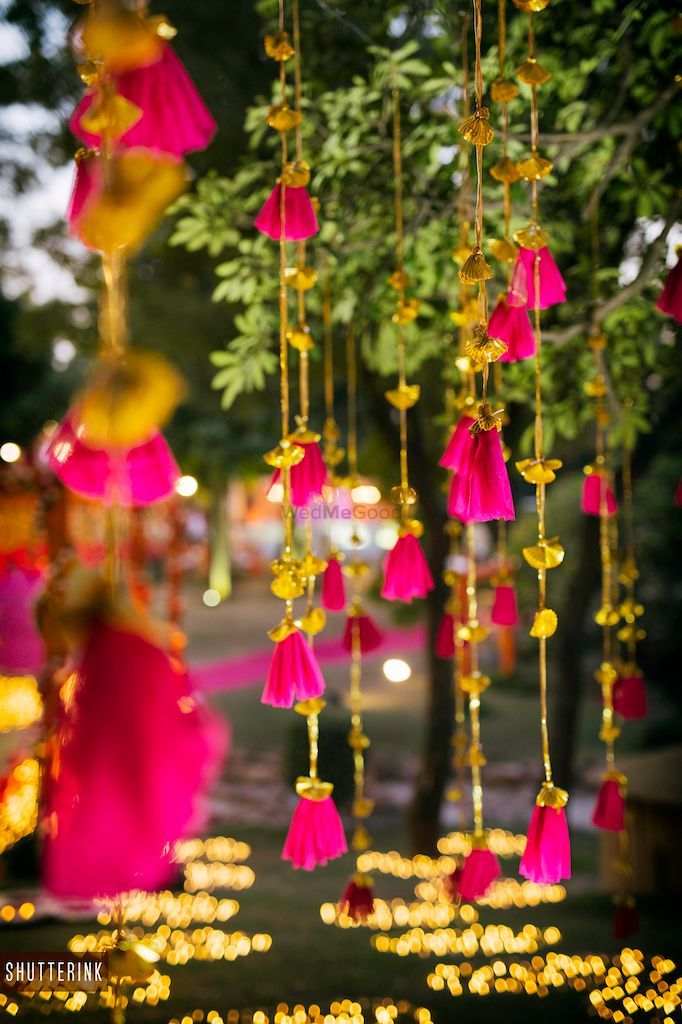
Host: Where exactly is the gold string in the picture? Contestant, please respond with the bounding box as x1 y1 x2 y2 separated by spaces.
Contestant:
465 522 485 837
391 84 410 505
346 324 358 486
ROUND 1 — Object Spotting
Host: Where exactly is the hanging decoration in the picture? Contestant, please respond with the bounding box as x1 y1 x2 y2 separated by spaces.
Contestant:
259 0 346 871
380 81 434 605
320 261 347 612
337 325 376 921
656 245 682 324
513 0 570 886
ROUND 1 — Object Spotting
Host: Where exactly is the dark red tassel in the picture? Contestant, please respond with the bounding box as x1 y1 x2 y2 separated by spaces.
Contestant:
339 874 375 921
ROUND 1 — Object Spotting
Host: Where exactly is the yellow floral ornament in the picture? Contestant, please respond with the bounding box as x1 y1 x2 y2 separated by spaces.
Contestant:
286 265 318 291
393 298 421 325
264 31 295 62
594 604 620 627
287 325 314 351
530 608 558 639
385 383 420 409
513 222 550 251
516 456 563 484
523 537 565 570
281 160 311 187
266 103 302 132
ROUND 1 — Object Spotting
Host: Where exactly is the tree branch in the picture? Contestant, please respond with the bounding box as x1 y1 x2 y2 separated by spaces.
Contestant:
544 201 680 346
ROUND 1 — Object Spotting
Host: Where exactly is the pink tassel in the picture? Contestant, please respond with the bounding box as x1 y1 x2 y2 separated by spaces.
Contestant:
614 901 639 940
0 567 46 674
321 555 346 612
491 583 518 627
342 612 383 654
449 428 515 523
381 533 434 604
581 473 618 516
459 846 501 901
43 408 179 507
43 623 224 899
435 612 456 658
520 792 571 884
656 251 682 324
488 296 536 363
675 478 682 509
592 774 626 832
66 151 100 238
71 44 216 156
439 414 476 471
613 671 647 720
255 183 319 242
339 875 375 921
281 793 347 870
261 629 325 709
269 440 328 507
509 246 566 310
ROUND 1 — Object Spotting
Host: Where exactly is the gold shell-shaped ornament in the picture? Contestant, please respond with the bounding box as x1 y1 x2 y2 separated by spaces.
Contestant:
351 824 372 851
516 457 563 485
517 58 552 86
523 538 565 570
299 551 327 579
295 776 333 801
271 567 305 601
263 439 305 468
513 222 550 251
459 107 495 146
530 608 558 638
266 103 302 132
388 268 411 290
385 383 420 410
460 672 492 695
459 246 493 284
490 156 521 184
285 265 318 291
456 621 489 645
490 76 519 103
287 325 314 351
517 150 554 181
264 31 295 62
80 93 142 140
352 796 375 819
299 607 327 636
464 327 508 368
535 781 568 809
281 160 311 187
389 484 418 507
398 518 424 540
393 297 421 325
513 0 551 9
490 237 518 263
267 617 298 643
294 697 326 718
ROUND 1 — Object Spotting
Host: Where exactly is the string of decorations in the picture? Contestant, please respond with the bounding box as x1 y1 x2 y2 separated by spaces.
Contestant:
257 0 346 871
511 0 570 888
380 80 434 605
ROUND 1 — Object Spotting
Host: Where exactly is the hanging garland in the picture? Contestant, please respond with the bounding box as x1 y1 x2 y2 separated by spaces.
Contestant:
512 0 570 887
257 0 346 871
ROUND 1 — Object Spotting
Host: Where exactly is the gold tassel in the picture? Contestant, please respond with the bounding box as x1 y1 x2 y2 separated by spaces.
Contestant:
490 76 519 103
490 156 521 183
464 326 507 368
517 150 554 181
517 58 552 86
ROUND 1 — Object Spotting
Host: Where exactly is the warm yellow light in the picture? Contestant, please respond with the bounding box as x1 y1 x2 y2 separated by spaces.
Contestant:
351 484 381 505
175 475 198 497
383 658 411 683
0 442 21 464
267 483 284 503
376 526 398 551
202 589 221 608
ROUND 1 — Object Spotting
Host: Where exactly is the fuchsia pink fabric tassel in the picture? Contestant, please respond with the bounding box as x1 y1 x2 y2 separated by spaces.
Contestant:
281 794 347 870
43 623 223 900
269 440 327 507
458 846 501 901
321 555 346 612
656 251 682 324
592 775 626 832
255 183 319 242
0 568 45 674
261 629 325 709
342 612 383 654
435 612 456 658
440 414 475 472
581 473 618 516
488 296 536 363
381 533 434 603
509 246 566 310
66 151 100 239
520 796 571 884
491 583 518 627
43 408 179 507
613 671 647 720
71 44 216 156
339 876 375 921
448 427 515 523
